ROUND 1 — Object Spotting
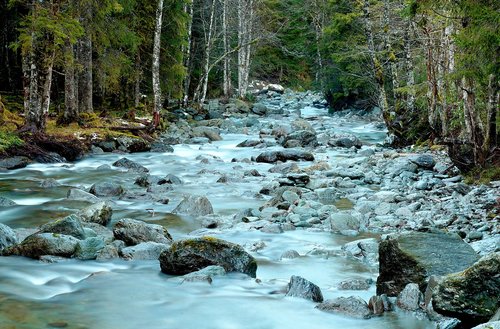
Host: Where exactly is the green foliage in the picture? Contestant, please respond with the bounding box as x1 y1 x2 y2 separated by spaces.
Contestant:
0 131 24 153
464 165 500 185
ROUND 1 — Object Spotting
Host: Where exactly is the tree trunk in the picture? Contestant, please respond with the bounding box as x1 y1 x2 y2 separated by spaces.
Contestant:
383 0 398 99
237 0 254 98
183 1 194 105
222 0 232 97
424 24 439 135
26 36 43 131
152 0 164 127
63 42 78 123
78 4 93 116
134 52 142 108
41 48 55 125
403 20 415 113
362 0 389 119
196 0 217 105
486 74 498 150
22 53 30 113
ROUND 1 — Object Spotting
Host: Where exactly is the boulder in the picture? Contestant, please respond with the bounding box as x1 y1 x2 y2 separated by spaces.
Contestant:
252 103 268 116
39 178 60 188
39 214 86 240
433 252 500 327
112 158 149 173
338 279 372 291
283 130 318 148
172 195 214 217
0 156 30 170
0 196 17 207
76 201 113 226
397 283 424 311
328 134 362 148
2 233 78 259
329 213 360 233
471 322 500 329
255 150 314 163
160 174 183 185
121 241 170 260
377 231 479 296
159 236 257 277
410 154 436 169
181 265 226 284
286 275 323 302
115 137 151 153
237 139 263 148
113 218 173 246
89 182 124 197
74 237 106 260
280 250 300 259
316 296 372 319
67 188 100 203
368 295 392 315
192 126 222 141
0 223 18 251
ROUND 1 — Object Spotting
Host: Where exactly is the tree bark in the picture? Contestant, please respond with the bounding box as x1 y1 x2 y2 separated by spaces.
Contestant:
183 1 194 105
77 3 93 114
222 0 232 97
152 0 164 127
486 74 498 150
403 20 415 113
63 41 78 123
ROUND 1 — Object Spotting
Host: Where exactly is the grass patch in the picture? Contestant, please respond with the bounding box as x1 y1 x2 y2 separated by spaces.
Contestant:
0 130 24 152
464 166 500 185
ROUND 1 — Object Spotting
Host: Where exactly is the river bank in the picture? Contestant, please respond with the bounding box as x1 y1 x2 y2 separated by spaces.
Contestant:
0 89 498 329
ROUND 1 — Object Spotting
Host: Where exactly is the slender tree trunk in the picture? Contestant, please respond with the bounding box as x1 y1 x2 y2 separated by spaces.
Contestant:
78 2 93 114
152 0 164 127
41 48 55 126
197 0 217 105
424 25 439 134
183 1 194 105
486 74 498 150
134 52 142 108
237 0 253 98
362 0 389 120
222 0 232 97
22 53 30 113
403 20 415 113
26 36 43 131
383 0 398 99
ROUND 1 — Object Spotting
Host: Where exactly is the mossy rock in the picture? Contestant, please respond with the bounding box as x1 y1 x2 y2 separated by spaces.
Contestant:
159 236 257 277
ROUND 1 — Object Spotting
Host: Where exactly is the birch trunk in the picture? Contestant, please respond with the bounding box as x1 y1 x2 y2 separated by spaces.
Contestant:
486 74 498 150
383 0 398 96
41 48 55 126
152 0 164 127
22 53 30 113
183 2 194 105
198 0 217 105
26 39 43 130
403 20 415 113
222 0 232 97
64 42 78 123
237 0 253 98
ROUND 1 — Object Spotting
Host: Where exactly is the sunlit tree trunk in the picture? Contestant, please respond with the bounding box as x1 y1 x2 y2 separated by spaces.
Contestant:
403 19 415 113
237 0 254 98
152 0 164 127
183 1 194 105
222 0 232 97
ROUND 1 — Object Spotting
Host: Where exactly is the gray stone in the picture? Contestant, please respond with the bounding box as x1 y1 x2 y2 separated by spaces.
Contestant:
112 157 149 173
192 126 222 141
397 283 423 311
39 214 86 239
89 181 124 197
159 236 257 277
76 201 113 226
115 137 151 153
256 150 314 163
329 213 360 233
121 242 169 260
39 178 60 188
411 154 436 169
369 295 392 315
338 279 372 290
471 322 500 329
433 252 500 327
282 191 299 204
2 233 78 259
0 196 17 207
0 223 18 251
0 156 30 170
67 188 100 203
252 103 268 115
286 275 323 302
96 240 125 260
283 130 318 148
74 237 106 260
172 195 214 217
328 134 362 148
113 218 173 246
470 236 500 256
377 231 480 296
317 296 372 319
280 250 300 259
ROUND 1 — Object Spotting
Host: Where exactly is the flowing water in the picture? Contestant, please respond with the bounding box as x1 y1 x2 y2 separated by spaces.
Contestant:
0 105 433 329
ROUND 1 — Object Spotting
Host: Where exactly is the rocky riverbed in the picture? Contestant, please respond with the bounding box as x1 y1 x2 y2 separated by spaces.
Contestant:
0 88 498 329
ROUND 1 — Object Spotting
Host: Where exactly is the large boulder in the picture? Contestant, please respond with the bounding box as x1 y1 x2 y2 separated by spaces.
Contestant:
115 137 151 153
159 237 257 278
89 182 124 197
76 201 113 226
0 196 17 207
0 156 30 170
433 252 500 327
471 322 500 329
112 158 149 173
0 223 18 251
113 218 173 246
410 154 436 169
283 130 318 148
377 231 479 296
286 275 323 302
192 126 222 141
67 188 100 203
255 150 314 163
121 242 170 260
172 195 214 217
397 283 424 311
316 296 372 319
39 214 86 240
74 237 106 260
327 134 362 148
2 233 79 259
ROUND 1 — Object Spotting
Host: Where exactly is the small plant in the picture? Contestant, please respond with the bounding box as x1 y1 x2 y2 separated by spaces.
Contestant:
0 130 24 153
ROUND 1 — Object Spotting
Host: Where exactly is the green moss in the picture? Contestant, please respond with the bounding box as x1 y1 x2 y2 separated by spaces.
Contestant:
0 130 24 153
464 166 500 185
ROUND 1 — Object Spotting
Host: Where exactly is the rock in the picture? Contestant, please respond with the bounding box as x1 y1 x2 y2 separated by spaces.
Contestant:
0 223 18 251
161 174 183 185
121 242 170 260
368 295 392 315
471 322 500 329
329 213 360 233
172 195 214 217
267 83 285 93
410 154 436 169
74 237 106 260
67 188 100 203
317 296 372 319
192 126 222 141
397 283 424 311
338 279 372 291
159 236 257 278
96 240 124 260
283 130 318 148
112 158 149 173
328 134 362 148
0 196 17 209
252 103 268 115
282 191 299 204
182 265 226 284
76 201 113 226
113 218 173 246
470 236 500 256
39 214 86 240
115 137 151 153
256 150 314 163
286 275 323 302
2 233 78 259
237 139 263 148
39 178 60 188
0 156 30 170
280 250 300 259
342 238 379 266
151 143 174 153
89 181 124 197
433 252 500 327
377 231 480 296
